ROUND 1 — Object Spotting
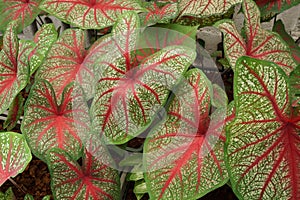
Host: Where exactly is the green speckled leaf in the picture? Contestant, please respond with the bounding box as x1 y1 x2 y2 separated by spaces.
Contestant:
215 0 297 75
29 23 58 75
0 0 41 32
36 29 92 101
21 80 90 162
0 22 32 115
3 93 24 131
39 0 143 29
144 69 228 200
227 56 300 200
178 0 241 18
47 146 120 200
139 2 178 26
256 0 300 17
0 132 32 186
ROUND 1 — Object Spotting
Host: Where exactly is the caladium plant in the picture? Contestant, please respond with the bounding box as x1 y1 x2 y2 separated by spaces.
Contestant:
0 0 299 199
226 56 300 200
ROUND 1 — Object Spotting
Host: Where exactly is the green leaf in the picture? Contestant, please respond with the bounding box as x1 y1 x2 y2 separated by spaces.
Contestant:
273 20 300 65
21 80 90 162
256 0 300 18
0 132 32 186
215 0 297 75
0 0 41 32
3 93 24 131
0 22 32 115
290 65 300 107
91 12 196 144
227 56 300 199
144 68 228 200
36 28 91 101
47 146 120 199
178 0 241 18
39 0 143 29
29 23 58 75
0 187 16 200
139 1 178 26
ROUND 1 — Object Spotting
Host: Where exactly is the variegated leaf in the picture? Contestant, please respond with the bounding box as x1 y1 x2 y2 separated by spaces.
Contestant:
21 80 90 162
29 23 58 75
39 0 143 29
0 0 41 32
0 132 32 186
178 0 241 18
256 0 300 17
47 146 120 200
144 68 228 199
0 22 32 115
227 56 300 200
139 2 178 26
36 29 93 101
3 93 24 130
215 0 297 75
273 20 300 65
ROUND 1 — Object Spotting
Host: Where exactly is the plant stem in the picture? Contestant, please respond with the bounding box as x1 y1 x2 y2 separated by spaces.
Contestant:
9 178 28 194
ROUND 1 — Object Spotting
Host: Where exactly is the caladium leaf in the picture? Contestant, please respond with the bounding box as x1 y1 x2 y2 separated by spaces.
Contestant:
273 20 300 65
139 2 178 26
24 194 50 200
0 0 41 32
47 146 120 200
29 23 58 75
290 65 300 107
226 56 300 200
36 29 93 101
91 12 196 144
0 22 32 115
0 187 15 199
144 68 228 200
39 0 143 29
177 0 241 18
255 0 300 17
21 80 90 162
215 0 297 75
3 93 24 131
0 132 32 186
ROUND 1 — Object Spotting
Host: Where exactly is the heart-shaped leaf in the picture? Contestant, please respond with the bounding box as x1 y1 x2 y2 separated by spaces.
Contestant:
36 29 92 100
255 0 300 17
0 22 32 115
177 0 241 18
91 12 196 144
139 2 178 26
227 56 300 200
273 20 300 65
21 80 90 162
29 23 58 75
215 0 297 75
3 93 24 131
47 146 120 200
0 132 32 186
0 0 41 32
144 68 228 200
39 0 143 29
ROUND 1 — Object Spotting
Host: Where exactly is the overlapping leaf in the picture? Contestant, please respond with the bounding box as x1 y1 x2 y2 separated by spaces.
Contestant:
3 93 24 130
226 56 300 200
144 69 228 200
215 0 297 75
29 23 58 75
255 0 300 17
39 0 143 29
290 65 300 107
36 29 92 100
139 2 178 26
91 12 196 144
273 20 300 65
0 132 32 186
0 22 33 115
21 80 90 162
0 0 41 32
177 0 241 18
47 145 120 199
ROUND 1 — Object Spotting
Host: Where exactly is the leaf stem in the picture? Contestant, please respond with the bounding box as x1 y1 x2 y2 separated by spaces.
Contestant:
9 178 28 194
